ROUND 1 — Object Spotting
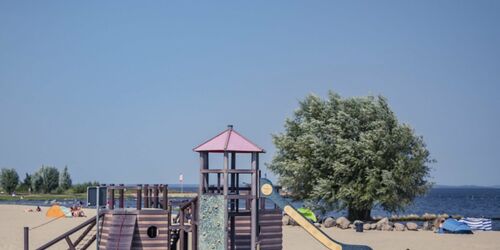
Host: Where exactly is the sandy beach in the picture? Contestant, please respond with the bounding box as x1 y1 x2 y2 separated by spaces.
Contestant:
0 205 96 250
1 204 499 250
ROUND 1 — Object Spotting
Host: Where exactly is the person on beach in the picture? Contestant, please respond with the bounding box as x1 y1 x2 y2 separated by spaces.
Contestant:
36 206 41 212
434 217 446 232
70 206 86 217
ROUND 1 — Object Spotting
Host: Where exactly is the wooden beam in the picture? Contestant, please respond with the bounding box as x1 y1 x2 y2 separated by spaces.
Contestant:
24 227 28 250
119 184 124 208
143 184 149 208
154 184 159 208
136 185 142 210
108 184 115 210
72 220 96 247
65 236 75 250
163 184 168 210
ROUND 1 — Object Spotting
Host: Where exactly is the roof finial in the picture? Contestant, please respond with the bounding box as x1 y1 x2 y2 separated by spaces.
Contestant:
227 124 233 130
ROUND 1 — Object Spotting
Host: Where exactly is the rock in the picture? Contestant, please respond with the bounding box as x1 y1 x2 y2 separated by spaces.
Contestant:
422 221 433 231
370 223 377 230
282 215 291 226
438 213 449 219
394 223 405 231
363 223 371 230
422 213 437 220
323 217 336 228
336 217 351 229
406 222 418 231
381 224 393 231
376 217 390 230
349 224 355 229
314 222 321 227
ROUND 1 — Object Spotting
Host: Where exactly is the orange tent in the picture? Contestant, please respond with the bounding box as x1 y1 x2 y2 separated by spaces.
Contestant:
46 205 72 218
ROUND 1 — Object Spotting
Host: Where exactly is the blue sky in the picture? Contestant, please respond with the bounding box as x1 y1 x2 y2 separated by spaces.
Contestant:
1 1 499 186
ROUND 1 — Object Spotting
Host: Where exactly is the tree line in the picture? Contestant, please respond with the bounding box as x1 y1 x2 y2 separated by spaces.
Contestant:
0 166 98 195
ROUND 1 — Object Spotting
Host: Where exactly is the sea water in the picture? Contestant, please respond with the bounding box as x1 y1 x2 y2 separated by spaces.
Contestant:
2 187 499 230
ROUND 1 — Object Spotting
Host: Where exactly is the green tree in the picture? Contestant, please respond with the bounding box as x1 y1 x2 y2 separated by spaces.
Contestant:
0 168 20 194
23 173 31 187
268 92 433 220
70 181 99 194
59 166 72 190
16 173 32 192
31 166 60 193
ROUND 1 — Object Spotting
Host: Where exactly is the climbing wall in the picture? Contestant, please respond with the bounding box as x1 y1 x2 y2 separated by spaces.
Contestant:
199 195 227 250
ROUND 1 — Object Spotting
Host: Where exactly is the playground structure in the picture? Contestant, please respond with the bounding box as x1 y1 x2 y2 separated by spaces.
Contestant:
25 125 371 250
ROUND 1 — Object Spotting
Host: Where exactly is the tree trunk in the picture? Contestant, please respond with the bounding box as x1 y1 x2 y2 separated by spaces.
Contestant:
347 207 372 221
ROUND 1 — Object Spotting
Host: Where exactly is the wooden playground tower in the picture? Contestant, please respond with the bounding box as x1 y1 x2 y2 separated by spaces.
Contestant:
194 125 282 250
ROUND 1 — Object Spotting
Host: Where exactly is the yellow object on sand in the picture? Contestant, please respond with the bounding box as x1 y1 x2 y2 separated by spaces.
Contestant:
46 205 72 218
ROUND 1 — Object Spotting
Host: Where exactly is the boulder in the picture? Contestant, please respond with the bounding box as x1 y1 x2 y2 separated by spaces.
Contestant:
336 217 351 229
422 213 437 220
394 223 405 231
314 222 321 227
363 223 371 230
381 224 393 231
439 213 449 218
422 221 433 231
323 217 336 228
349 224 355 229
406 222 418 231
370 223 377 230
376 217 390 230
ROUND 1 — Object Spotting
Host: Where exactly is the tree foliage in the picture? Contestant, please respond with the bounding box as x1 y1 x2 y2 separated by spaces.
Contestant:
31 166 60 193
70 181 100 194
268 92 433 220
59 166 72 190
23 173 31 188
0 168 19 194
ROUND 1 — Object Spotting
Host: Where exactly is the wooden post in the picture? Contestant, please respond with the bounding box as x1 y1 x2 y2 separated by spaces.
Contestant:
136 185 142 210
199 152 209 194
162 184 168 210
191 201 197 250
167 204 172 249
223 152 229 250
217 173 221 194
230 152 236 250
183 231 188 250
119 184 124 209
153 184 159 208
251 152 259 250
179 209 185 250
236 173 240 212
143 184 149 208
108 184 115 210
24 227 29 250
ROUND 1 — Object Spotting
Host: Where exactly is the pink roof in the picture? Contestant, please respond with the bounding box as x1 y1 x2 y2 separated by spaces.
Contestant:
193 126 265 153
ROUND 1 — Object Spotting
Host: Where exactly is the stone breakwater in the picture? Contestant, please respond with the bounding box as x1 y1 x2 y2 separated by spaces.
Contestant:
282 213 457 232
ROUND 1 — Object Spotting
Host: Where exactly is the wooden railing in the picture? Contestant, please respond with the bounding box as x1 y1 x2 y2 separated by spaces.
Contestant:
172 197 198 250
25 213 104 250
